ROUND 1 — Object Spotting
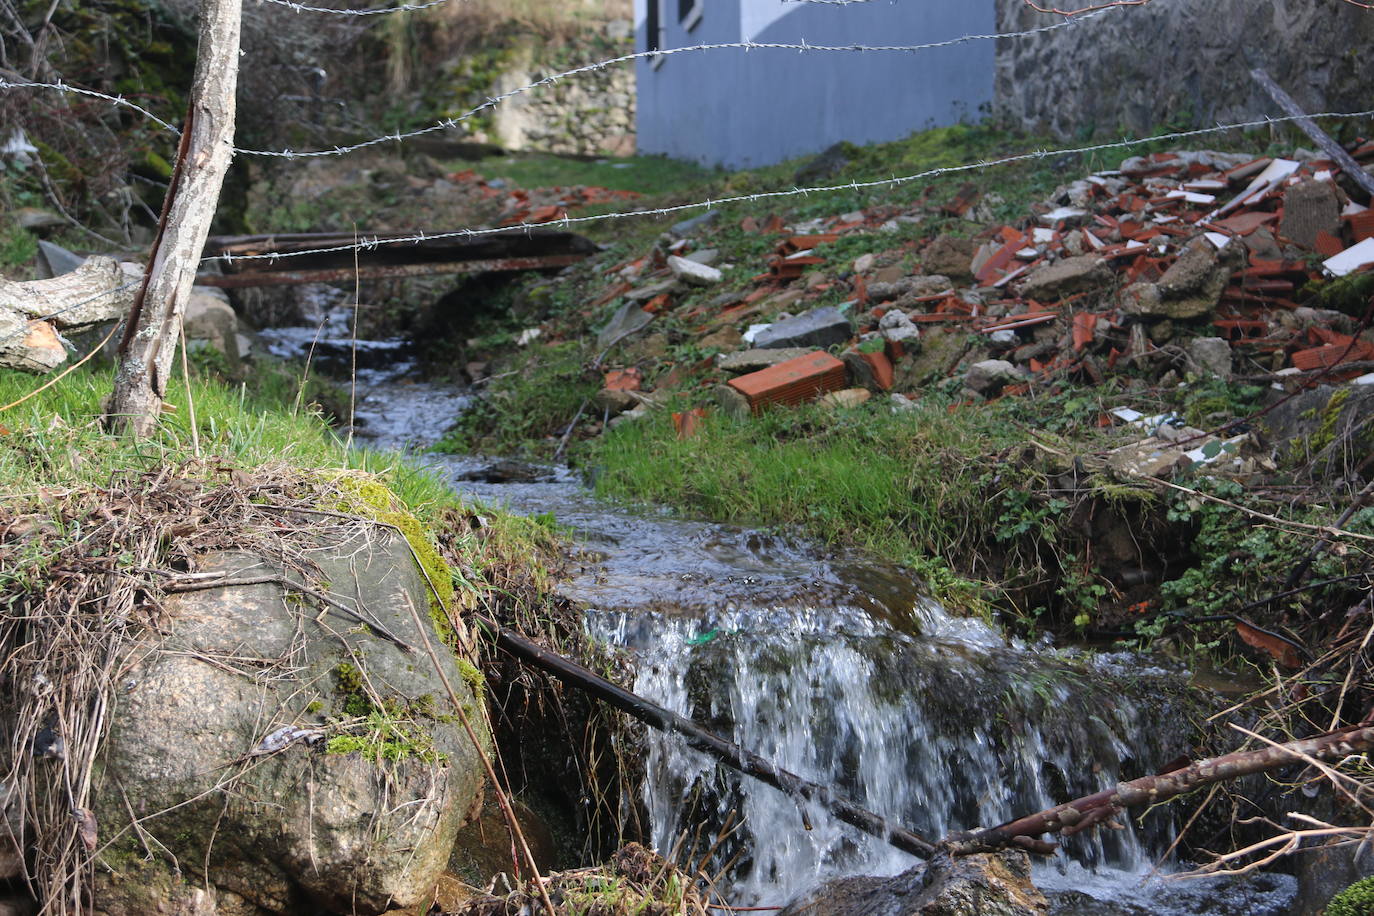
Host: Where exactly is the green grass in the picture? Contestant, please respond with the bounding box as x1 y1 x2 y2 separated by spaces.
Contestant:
473 151 720 196
0 360 452 519
589 396 1032 616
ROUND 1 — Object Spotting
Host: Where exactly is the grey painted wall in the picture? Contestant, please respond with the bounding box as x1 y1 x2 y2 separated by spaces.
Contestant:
634 0 995 170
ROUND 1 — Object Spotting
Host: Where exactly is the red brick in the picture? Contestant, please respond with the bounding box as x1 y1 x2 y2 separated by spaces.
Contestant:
728 351 847 412
859 351 894 390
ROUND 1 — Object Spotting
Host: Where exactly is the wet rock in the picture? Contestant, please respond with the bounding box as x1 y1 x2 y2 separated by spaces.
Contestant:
752 306 852 350
597 301 654 348
455 460 558 483
778 851 1047 916
93 535 488 914
1187 336 1232 379
1018 255 1112 301
667 254 722 286
716 347 816 373
1279 179 1341 251
964 359 1022 395
922 234 978 281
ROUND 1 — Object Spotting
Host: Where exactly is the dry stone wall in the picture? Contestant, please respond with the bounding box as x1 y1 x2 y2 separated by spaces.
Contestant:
994 0 1374 140
483 32 635 158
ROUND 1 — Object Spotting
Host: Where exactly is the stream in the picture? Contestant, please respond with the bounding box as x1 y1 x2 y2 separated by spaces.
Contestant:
264 305 1299 914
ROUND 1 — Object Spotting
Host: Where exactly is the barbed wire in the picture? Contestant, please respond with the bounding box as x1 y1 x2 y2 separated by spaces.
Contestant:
204 108 1374 266
2 10 1125 160
254 0 454 17
0 79 181 133
231 8 1122 158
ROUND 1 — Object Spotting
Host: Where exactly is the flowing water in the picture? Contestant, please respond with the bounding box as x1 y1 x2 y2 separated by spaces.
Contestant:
265 306 1299 914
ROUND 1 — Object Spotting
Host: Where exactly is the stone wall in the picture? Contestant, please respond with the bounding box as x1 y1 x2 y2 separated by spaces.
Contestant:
485 33 636 158
994 0 1374 140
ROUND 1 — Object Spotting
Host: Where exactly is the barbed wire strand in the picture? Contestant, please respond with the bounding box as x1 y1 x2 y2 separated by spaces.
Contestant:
255 0 453 17
232 8 1121 158
1 10 1124 160
0 78 181 133
204 108 1374 266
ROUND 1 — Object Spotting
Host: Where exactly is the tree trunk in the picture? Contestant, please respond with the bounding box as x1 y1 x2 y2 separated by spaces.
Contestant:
104 0 240 436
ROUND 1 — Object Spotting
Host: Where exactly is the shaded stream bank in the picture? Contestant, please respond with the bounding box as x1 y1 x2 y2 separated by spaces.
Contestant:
265 304 1298 914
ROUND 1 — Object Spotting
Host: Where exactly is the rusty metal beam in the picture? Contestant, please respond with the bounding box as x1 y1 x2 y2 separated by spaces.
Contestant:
196 254 585 288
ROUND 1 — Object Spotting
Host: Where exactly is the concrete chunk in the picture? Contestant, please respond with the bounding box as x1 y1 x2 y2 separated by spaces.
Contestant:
668 254 723 286
1019 255 1112 301
752 306 852 350
716 347 816 373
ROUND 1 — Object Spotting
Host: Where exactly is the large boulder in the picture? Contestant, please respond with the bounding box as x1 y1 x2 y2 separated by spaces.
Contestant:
92 530 489 915
779 851 1048 916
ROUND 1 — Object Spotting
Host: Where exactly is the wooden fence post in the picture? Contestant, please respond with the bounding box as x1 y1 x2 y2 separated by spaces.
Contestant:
104 0 240 436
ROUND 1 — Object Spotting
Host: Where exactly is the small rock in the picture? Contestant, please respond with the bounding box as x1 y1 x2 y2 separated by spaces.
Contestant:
624 277 679 303
699 325 744 352
1187 336 1232 379
714 383 752 420
184 286 241 366
878 309 920 345
670 209 719 237
1019 255 1112 301
597 302 654 348
594 388 637 415
684 248 719 266
989 329 1019 349
668 254 722 286
752 306 852 350
922 234 978 281
516 327 542 346
964 359 1022 395
15 207 63 232
35 240 84 278
819 388 871 409
853 253 876 274
889 392 918 411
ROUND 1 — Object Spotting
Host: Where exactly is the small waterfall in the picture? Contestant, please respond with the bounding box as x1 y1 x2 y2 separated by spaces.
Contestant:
593 599 1180 904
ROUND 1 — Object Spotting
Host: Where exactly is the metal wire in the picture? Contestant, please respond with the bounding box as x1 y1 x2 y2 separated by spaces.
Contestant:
232 8 1123 158
0 78 181 133
255 0 454 17
1 10 1124 160
203 108 1374 266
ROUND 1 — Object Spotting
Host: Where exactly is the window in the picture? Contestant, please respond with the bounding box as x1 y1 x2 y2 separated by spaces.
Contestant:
679 0 702 32
645 0 666 68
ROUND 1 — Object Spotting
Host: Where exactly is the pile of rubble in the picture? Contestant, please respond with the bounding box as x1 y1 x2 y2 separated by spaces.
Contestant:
580 141 1374 475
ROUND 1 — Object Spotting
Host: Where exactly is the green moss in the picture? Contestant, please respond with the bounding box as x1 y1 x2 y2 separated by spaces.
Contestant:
304 700 324 715
321 472 459 634
1326 875 1374 916
455 657 485 700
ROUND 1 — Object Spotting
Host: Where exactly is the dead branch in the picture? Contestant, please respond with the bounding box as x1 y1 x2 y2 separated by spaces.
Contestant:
944 725 1374 856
